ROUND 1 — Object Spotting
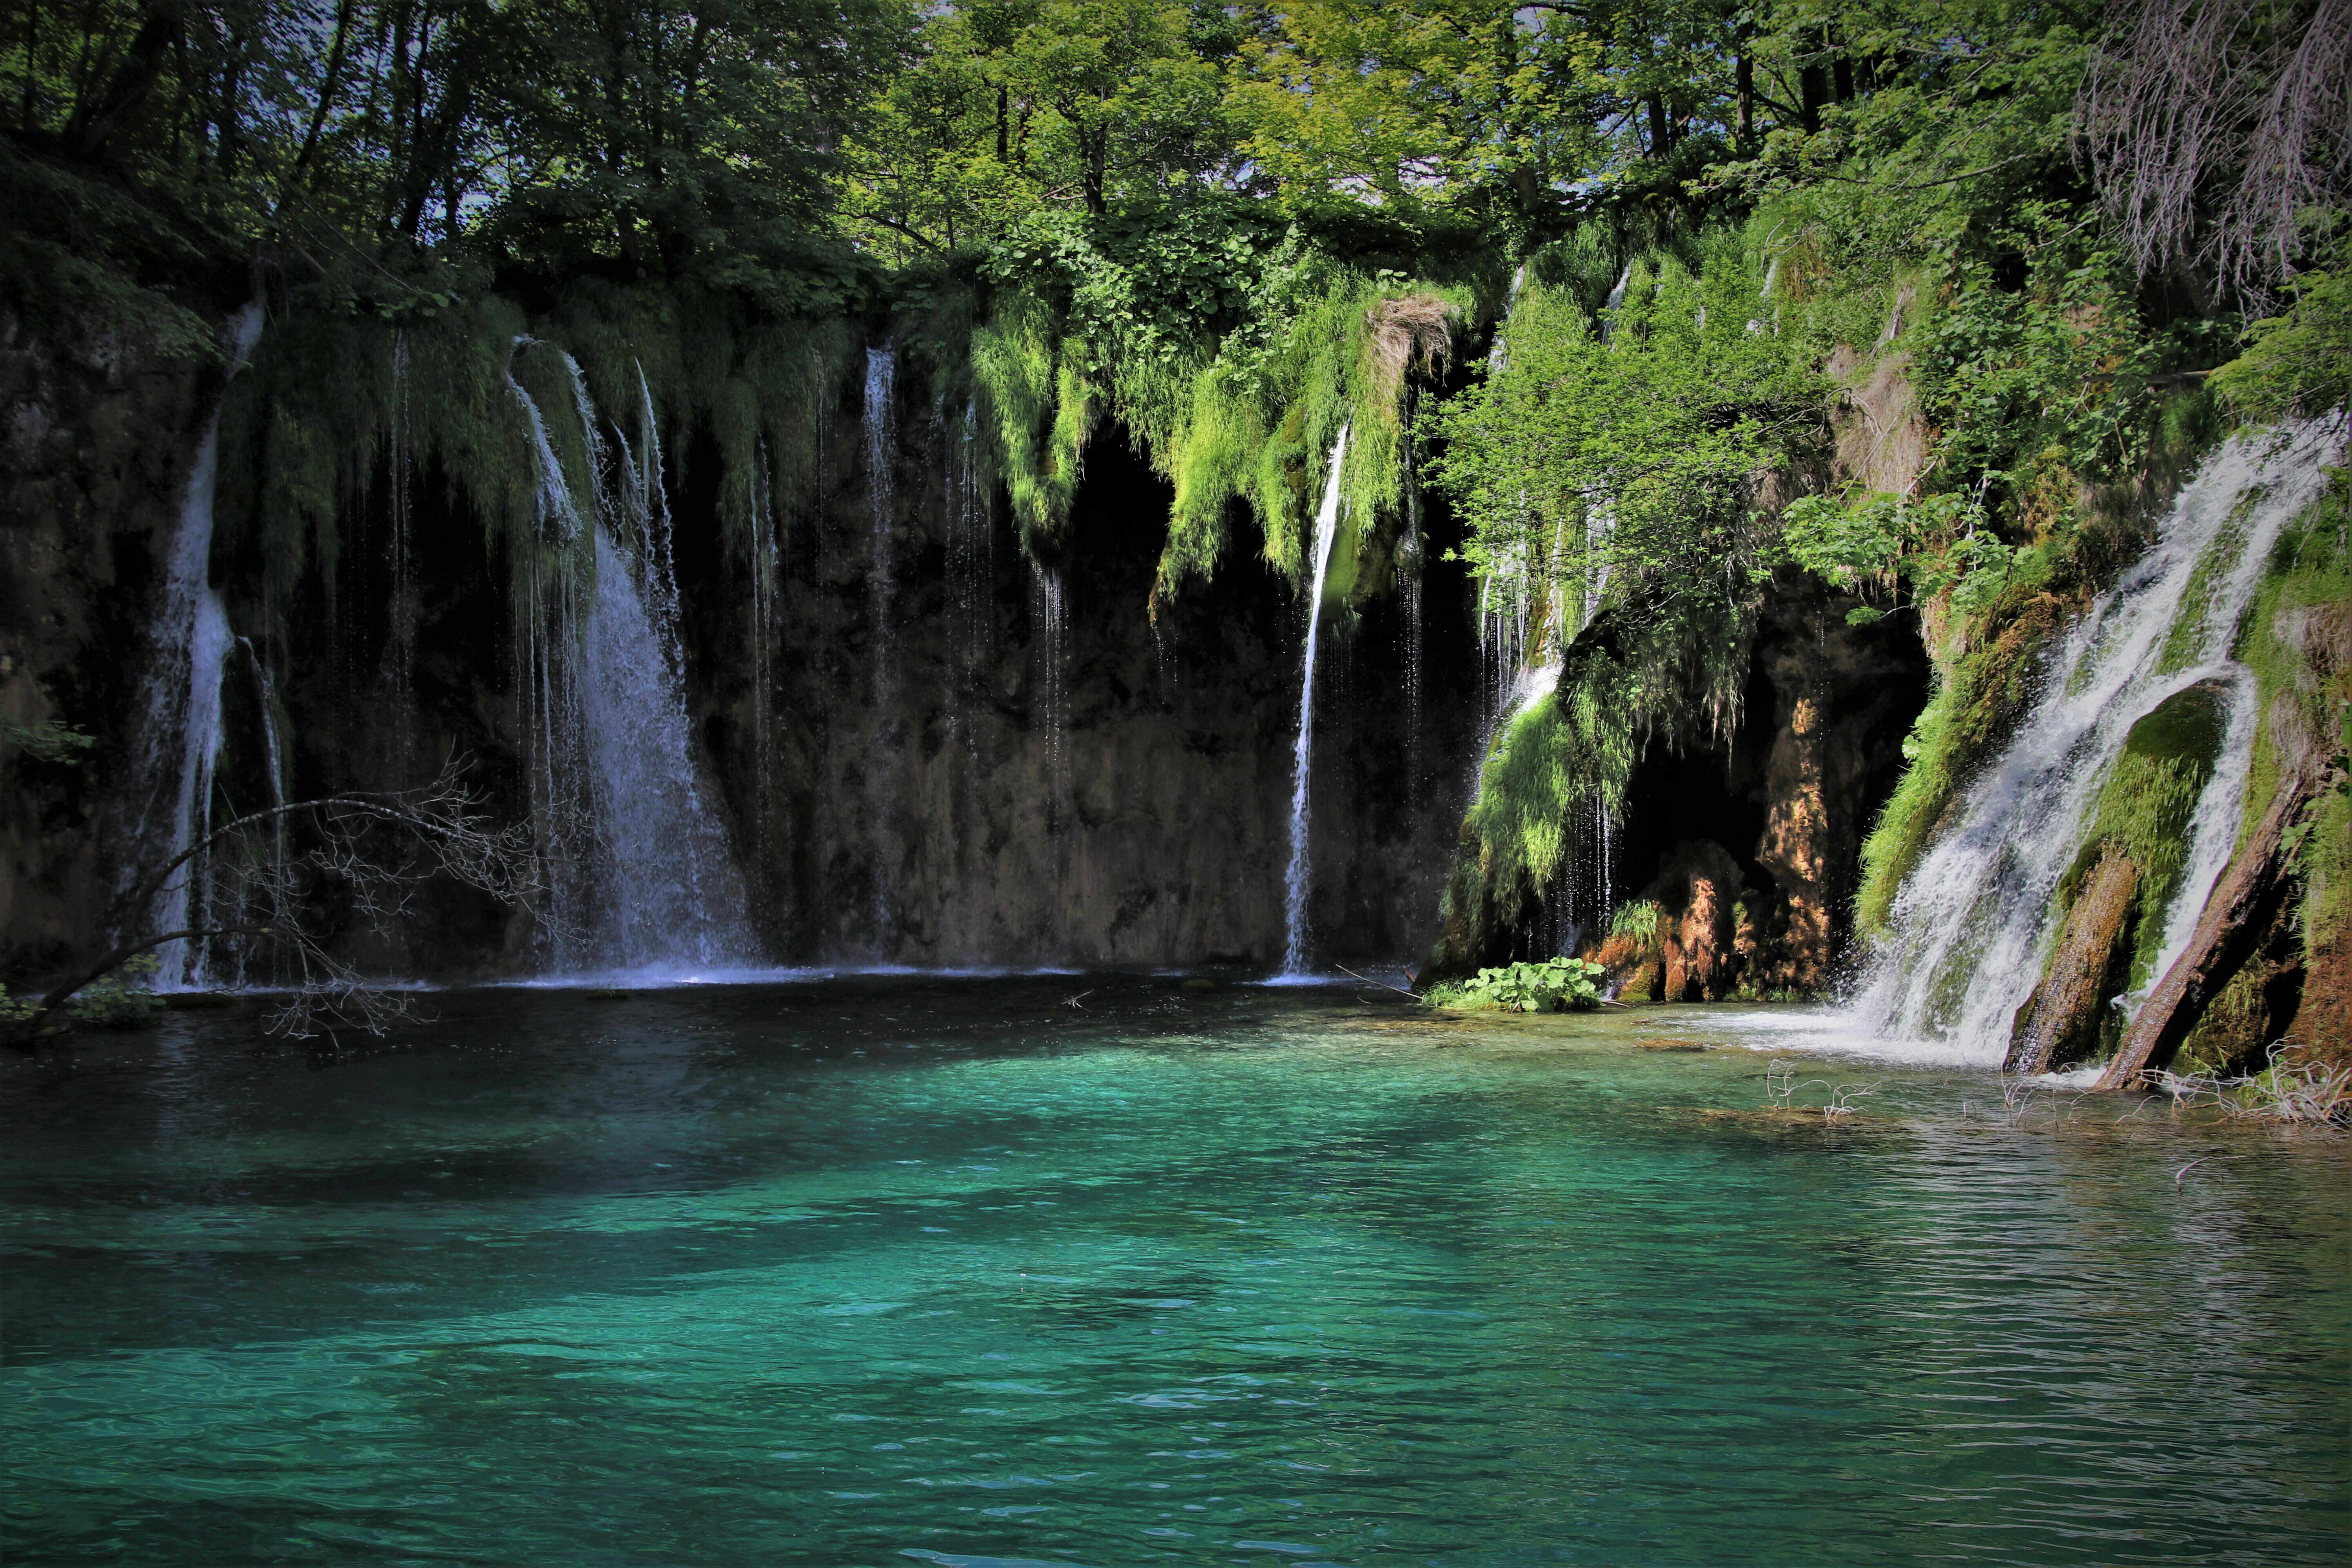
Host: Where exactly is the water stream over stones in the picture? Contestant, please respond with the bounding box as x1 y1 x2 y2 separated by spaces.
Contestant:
1848 416 2348 1057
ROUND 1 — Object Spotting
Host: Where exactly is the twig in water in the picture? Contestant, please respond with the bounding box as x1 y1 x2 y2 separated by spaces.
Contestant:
2174 1153 2243 1187
1336 964 1420 1000
1062 990 1095 1010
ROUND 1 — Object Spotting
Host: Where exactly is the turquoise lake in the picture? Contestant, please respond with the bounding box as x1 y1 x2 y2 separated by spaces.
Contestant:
3 976 2347 1564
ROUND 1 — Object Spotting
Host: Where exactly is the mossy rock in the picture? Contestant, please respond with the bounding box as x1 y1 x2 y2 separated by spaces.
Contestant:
2054 679 2230 988
2121 681 2227 769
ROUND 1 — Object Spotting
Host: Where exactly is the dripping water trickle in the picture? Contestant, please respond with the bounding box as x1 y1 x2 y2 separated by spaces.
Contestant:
1031 561 1070 834
1281 427 1349 976
862 345 897 946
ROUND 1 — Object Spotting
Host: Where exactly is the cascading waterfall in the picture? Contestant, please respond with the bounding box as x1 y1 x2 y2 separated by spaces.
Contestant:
1849 417 2347 1057
506 339 755 975
126 301 267 989
1399 461 1425 802
1280 428 1350 975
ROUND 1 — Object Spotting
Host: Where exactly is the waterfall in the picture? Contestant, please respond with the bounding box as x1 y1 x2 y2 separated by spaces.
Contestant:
125 301 267 989
1400 448 1425 802
947 399 994 765
505 340 755 976
863 345 897 944
1280 428 1349 975
1849 417 2347 1057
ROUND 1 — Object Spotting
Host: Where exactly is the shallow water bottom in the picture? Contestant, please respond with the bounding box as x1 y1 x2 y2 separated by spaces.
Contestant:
3 978 2346 1565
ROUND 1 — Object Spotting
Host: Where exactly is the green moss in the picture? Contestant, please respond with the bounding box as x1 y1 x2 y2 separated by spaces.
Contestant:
213 285 851 634
2057 682 2224 989
970 290 1094 556
2235 472 2352 981
1423 592 1749 977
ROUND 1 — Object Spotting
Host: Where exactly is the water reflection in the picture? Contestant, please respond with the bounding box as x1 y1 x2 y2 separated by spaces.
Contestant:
3 978 2345 1565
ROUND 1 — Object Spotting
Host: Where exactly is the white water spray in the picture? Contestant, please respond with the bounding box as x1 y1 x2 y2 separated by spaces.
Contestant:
1281 428 1349 975
1848 417 2347 1058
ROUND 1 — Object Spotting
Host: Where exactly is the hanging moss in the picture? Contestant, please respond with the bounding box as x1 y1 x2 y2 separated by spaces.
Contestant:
213 283 856 636
967 290 1095 558
1422 592 1752 979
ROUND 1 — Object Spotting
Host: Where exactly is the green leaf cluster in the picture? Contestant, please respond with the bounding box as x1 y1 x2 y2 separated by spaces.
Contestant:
1424 956 1607 1014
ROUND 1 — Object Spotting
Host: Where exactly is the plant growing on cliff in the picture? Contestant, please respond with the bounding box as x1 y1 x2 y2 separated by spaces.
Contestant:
1423 956 1605 1013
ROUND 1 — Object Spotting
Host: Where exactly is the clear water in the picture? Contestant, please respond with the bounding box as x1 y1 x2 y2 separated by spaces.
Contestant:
4 980 2346 1565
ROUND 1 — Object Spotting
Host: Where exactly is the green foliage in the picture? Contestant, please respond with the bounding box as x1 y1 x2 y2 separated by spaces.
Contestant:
1782 490 2014 621
1424 956 1606 1014
1 714 96 765
1609 900 1663 947
69 955 162 1030
1427 227 1826 625
2211 257 2352 424
927 201 1483 584
1426 587 1751 975
0 983 33 1025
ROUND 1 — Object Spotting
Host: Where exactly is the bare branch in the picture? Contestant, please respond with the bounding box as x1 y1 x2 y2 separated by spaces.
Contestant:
2079 0 2352 302
9 755 541 1048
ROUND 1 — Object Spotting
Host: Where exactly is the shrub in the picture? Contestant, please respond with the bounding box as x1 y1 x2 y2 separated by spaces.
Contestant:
1424 956 1607 1013
68 956 163 1031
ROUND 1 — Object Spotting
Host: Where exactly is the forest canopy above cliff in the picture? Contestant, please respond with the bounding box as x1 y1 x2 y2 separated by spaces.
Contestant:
6 2 2345 318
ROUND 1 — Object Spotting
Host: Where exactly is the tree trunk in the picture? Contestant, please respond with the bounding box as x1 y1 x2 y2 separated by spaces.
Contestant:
2006 845 2138 1074
2097 768 2316 1089
1735 53 1754 151
68 1 181 159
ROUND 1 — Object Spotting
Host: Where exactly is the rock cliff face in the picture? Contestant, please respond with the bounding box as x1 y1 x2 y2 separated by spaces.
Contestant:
690 400 1489 967
0 309 1492 981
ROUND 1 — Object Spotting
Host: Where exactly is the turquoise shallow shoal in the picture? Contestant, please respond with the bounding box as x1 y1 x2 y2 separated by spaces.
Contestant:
3 977 2347 1566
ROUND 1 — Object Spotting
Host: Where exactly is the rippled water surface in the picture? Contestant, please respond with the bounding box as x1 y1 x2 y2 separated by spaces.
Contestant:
4 978 2347 1565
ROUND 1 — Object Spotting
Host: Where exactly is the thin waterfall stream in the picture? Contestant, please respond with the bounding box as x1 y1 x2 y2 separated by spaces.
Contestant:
1280 428 1349 975
862 345 898 945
